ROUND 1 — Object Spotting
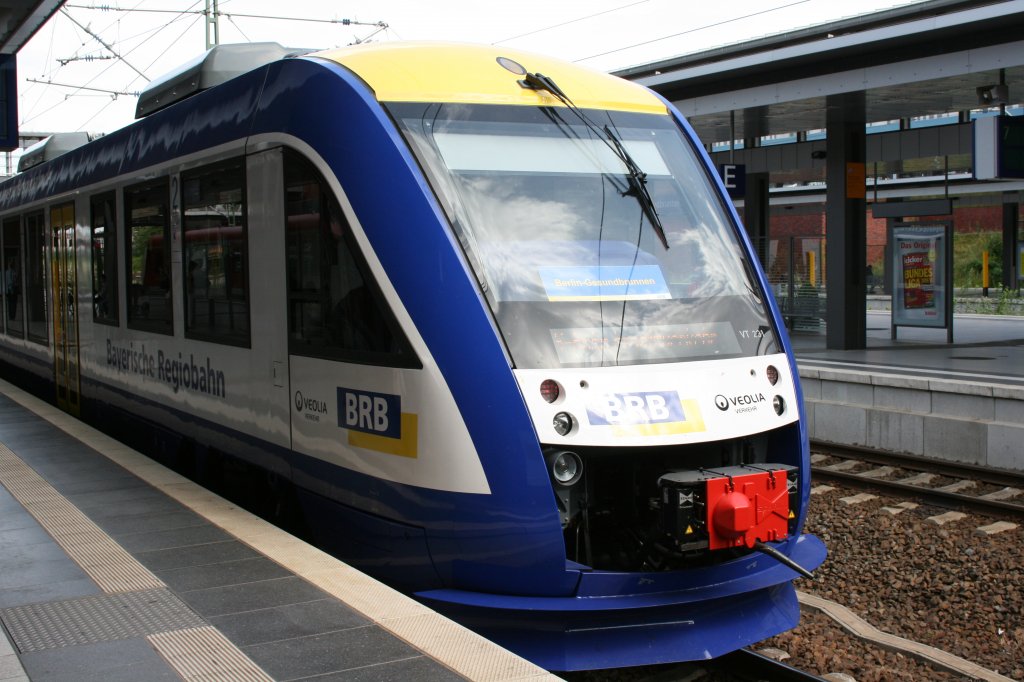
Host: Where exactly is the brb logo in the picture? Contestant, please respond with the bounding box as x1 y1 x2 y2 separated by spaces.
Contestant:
587 391 686 427
337 387 401 439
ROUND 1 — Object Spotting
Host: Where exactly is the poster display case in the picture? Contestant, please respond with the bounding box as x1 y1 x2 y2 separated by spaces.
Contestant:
890 222 953 343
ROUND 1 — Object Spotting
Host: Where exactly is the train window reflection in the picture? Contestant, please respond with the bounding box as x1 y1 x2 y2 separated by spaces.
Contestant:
24 211 48 345
125 179 173 335
391 103 774 368
2 217 23 337
181 159 250 346
283 151 418 368
91 193 118 326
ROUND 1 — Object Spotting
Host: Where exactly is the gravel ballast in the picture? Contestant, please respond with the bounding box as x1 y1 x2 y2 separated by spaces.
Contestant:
762 484 1024 681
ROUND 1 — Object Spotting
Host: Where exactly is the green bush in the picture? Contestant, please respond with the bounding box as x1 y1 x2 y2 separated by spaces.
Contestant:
953 232 1002 289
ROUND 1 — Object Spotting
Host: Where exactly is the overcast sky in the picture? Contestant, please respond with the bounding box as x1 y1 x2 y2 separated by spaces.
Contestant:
16 0 926 135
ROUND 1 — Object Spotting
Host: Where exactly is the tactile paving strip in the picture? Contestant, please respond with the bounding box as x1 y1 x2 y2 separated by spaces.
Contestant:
0 431 273 680
1 589 206 652
149 627 273 682
0 442 163 593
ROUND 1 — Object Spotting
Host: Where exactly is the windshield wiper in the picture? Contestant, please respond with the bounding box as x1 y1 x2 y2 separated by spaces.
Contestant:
601 125 669 250
521 71 669 250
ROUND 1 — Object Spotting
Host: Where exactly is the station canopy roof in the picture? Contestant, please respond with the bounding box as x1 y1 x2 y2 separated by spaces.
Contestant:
616 0 1024 145
1 0 63 55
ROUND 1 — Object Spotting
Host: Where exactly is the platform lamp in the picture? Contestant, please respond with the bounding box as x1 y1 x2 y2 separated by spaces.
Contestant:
976 83 1009 106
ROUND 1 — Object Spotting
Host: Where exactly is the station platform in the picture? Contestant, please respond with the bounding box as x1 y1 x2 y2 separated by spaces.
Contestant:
0 379 555 682
790 311 1024 472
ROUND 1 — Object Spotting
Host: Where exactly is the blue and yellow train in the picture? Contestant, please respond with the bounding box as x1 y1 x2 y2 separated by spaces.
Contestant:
0 41 825 670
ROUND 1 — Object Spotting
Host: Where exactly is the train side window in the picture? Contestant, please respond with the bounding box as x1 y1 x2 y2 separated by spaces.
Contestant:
181 159 250 346
125 179 173 335
90 193 119 326
1 216 23 337
24 211 48 345
283 151 418 368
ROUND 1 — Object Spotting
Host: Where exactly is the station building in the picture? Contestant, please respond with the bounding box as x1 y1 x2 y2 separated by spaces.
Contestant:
617 0 1024 350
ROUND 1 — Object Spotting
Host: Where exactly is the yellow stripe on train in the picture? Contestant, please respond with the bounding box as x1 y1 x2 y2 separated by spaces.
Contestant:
348 413 419 458
316 42 667 115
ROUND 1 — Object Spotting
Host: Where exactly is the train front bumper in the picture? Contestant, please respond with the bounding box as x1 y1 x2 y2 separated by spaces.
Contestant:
415 533 826 671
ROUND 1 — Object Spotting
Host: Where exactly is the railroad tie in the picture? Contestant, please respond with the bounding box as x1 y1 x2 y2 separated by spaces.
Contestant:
896 472 937 486
926 511 967 526
823 460 860 472
937 479 977 493
980 487 1022 501
839 492 877 505
880 502 918 515
974 521 1018 536
859 466 896 479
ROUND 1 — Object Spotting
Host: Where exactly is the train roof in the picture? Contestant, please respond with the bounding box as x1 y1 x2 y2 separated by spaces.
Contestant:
16 131 94 172
135 41 667 120
320 42 667 115
136 42 313 118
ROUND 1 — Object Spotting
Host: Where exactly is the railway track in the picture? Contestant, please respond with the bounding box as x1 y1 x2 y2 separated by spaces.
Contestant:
708 648 828 680
809 441 1024 521
569 647 828 681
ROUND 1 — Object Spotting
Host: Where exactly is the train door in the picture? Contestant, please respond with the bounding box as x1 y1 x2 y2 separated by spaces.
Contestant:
51 203 81 416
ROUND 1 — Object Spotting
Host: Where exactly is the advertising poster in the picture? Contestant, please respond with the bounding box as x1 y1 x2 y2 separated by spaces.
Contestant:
901 247 935 310
891 224 949 330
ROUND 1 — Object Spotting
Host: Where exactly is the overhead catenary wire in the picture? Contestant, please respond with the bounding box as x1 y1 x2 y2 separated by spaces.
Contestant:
20 1 205 130
573 0 813 62
83 9 200 90
60 7 150 80
20 0 390 134
57 54 115 65
487 0 820 64
134 12 205 87
224 14 251 43
21 3 384 135
493 0 651 45
66 4 387 29
25 78 140 98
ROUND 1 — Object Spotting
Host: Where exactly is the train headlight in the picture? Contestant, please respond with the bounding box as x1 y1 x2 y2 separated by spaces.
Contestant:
552 411 574 436
773 395 786 415
766 365 779 385
547 450 583 487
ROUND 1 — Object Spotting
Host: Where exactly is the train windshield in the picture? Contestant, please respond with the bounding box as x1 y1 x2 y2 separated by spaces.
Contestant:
389 103 778 368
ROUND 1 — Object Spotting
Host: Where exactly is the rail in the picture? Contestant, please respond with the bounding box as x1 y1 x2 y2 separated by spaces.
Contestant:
710 648 828 681
809 441 1024 521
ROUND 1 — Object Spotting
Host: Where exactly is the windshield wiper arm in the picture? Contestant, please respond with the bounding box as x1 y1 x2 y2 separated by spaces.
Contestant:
521 71 569 101
602 125 669 250
520 70 668 250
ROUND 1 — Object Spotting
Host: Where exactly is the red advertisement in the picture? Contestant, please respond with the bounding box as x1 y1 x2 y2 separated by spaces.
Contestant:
901 249 934 309
892 224 948 331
